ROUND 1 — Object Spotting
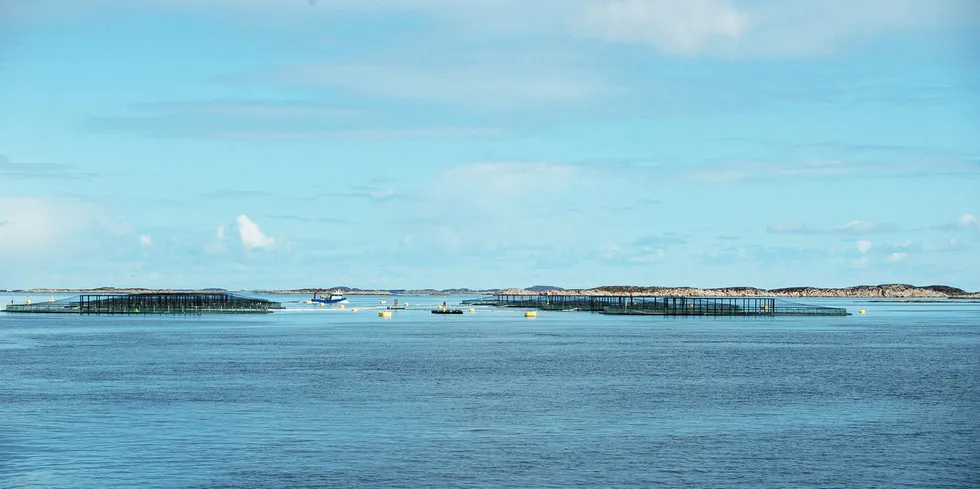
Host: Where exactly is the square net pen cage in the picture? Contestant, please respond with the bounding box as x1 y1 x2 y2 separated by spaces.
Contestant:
3 292 284 315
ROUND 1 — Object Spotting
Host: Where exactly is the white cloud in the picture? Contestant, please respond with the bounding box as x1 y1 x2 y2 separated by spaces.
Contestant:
0 197 96 255
857 240 873 253
235 215 275 250
961 213 978 228
139 234 152 246
887 252 908 262
216 225 226 240
579 0 748 54
370 189 398 200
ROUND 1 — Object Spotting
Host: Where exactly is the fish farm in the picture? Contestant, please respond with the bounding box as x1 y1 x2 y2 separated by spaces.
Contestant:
3 292 283 315
464 294 850 316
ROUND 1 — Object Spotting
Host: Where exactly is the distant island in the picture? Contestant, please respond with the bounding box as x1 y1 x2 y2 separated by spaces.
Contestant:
6 284 979 298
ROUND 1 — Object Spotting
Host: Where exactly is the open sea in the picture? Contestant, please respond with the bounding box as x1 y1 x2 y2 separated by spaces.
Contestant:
1 294 978 488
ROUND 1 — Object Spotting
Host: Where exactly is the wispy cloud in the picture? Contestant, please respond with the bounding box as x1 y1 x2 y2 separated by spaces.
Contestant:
263 214 344 224
317 187 419 203
134 100 362 118
632 233 688 247
0 197 98 256
432 161 578 215
241 58 617 111
595 234 683 265
767 220 901 235
89 99 500 141
202 189 317 204
579 0 748 55
687 147 980 183
887 252 908 262
24 0 976 57
698 244 829 266
0 154 96 180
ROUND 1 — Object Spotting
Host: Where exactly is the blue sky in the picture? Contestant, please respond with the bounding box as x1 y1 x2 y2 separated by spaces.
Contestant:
1 0 978 290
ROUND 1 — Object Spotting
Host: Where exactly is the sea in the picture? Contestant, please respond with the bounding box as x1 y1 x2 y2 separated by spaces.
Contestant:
1 293 978 488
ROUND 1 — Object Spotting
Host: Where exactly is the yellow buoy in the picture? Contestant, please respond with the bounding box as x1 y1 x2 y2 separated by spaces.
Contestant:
859 309 866 314
350 308 358 312
524 311 536 317
319 302 325 307
379 311 392 318
49 296 55 303
469 308 475 313
339 304 345 309
404 303 409 306
26 299 32 305
305 300 313 304
380 300 387 304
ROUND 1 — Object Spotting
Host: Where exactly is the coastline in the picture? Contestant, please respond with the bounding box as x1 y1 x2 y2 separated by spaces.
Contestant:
4 284 979 299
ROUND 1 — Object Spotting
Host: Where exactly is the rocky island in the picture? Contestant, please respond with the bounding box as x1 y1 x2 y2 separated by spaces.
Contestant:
8 283 979 298
496 284 980 299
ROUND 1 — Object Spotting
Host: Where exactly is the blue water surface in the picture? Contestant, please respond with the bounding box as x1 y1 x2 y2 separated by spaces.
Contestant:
1 294 978 488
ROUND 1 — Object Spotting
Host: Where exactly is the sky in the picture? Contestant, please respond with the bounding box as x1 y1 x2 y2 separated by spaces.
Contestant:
0 0 978 291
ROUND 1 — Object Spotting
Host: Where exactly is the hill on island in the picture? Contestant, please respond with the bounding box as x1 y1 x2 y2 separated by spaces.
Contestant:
524 285 566 292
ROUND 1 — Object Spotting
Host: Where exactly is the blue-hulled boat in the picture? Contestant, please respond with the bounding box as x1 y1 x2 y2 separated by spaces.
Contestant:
312 290 348 304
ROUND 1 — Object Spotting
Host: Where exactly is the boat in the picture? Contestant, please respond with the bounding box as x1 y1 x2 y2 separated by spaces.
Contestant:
431 301 463 314
432 308 464 314
311 290 348 304
387 298 406 310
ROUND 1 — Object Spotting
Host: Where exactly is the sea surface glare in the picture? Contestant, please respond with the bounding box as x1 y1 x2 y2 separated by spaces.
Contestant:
1 296 978 488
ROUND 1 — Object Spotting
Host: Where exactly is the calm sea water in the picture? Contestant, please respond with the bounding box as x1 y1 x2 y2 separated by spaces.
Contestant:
1 294 978 488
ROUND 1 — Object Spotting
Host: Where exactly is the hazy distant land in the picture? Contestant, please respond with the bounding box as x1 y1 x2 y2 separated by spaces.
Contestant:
6 284 979 299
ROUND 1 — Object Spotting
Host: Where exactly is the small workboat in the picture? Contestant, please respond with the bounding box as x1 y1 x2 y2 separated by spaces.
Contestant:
431 301 463 314
311 290 348 304
387 298 406 310
431 308 463 314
